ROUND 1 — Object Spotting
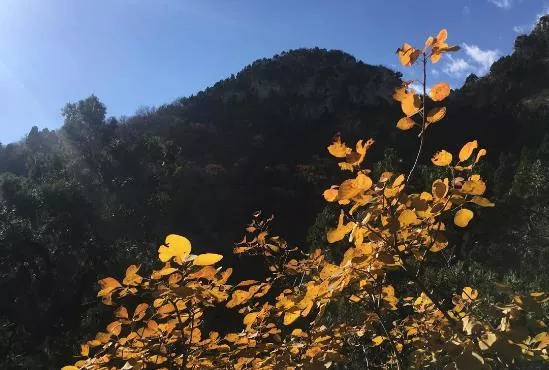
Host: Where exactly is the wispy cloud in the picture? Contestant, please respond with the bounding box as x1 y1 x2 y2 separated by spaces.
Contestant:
513 4 549 33
462 6 470 16
488 0 512 9
462 43 500 74
443 56 475 77
513 24 529 33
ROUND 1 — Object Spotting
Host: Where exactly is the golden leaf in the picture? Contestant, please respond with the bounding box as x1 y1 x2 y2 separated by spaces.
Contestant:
459 140 478 162
106 321 122 336
426 106 446 124
401 92 421 116
327 137 352 158
454 209 474 227
80 344 89 357
462 286 479 301
193 253 223 266
436 29 448 44
471 196 494 207
327 211 356 243
396 117 416 130
97 277 122 298
61 367 79 370
397 43 420 66
398 209 418 227
475 148 487 163
425 36 434 49
284 307 302 325
461 178 486 196
372 336 385 346
432 150 452 166
123 265 143 286
158 234 192 264
133 303 149 321
323 186 339 202
393 86 408 102
429 82 450 101
479 332 497 351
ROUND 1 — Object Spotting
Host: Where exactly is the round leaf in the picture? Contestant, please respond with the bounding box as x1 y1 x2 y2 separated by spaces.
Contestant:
454 209 474 227
432 150 452 166
429 82 450 101
396 117 416 130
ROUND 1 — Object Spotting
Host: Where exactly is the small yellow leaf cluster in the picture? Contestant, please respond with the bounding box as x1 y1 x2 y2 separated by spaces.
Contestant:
394 30 459 135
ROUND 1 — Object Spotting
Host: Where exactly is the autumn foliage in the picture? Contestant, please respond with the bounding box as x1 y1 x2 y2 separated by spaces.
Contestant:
64 29 548 369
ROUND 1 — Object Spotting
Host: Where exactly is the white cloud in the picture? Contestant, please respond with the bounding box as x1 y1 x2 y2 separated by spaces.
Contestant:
513 24 529 33
488 0 512 9
443 55 475 77
409 82 424 94
431 69 440 76
512 4 549 33
462 43 500 74
462 6 470 16
535 4 549 21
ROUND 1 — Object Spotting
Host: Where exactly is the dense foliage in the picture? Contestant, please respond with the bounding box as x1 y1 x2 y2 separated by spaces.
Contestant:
1 16 548 369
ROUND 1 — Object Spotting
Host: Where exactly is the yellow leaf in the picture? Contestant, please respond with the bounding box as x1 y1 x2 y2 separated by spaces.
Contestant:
401 93 421 116
123 265 143 286
106 321 122 336
372 336 385 346
323 186 339 202
97 277 122 297
243 312 259 327
158 234 192 264
429 82 450 101
471 196 495 207
284 307 302 325
398 209 418 227
431 52 442 64
61 367 79 370
80 344 89 357
393 86 408 102
432 150 452 166
133 303 149 321
454 209 474 227
327 136 351 158
461 178 486 196
426 106 446 124
396 117 416 130
475 148 487 163
459 140 478 162
436 29 448 44
193 253 223 266
479 332 497 351
424 36 434 49
396 43 420 66
462 286 479 301
327 211 355 243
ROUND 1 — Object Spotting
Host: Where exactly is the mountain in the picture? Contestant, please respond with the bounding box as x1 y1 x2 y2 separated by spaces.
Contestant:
0 17 548 368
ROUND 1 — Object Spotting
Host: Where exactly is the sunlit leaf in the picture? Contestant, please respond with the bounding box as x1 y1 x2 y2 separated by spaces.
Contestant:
459 140 478 162
429 82 450 101
396 117 416 130
454 209 474 227
158 234 192 264
426 106 446 124
432 150 452 166
193 253 223 266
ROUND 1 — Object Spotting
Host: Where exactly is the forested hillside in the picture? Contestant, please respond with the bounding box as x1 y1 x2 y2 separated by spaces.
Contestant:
1 16 549 369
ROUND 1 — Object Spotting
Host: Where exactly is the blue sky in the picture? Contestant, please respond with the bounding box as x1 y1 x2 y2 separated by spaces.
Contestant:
0 0 548 144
